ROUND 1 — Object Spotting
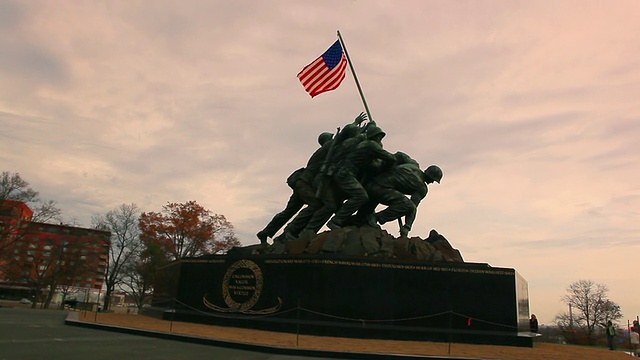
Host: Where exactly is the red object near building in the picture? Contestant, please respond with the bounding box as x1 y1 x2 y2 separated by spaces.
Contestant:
0 201 110 295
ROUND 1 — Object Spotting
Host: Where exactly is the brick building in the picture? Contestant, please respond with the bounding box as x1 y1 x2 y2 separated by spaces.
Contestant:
0 200 110 300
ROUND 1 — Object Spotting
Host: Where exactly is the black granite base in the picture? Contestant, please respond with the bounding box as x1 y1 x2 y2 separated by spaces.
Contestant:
151 254 532 347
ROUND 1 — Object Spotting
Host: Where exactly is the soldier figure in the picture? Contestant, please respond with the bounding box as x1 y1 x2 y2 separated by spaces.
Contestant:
256 132 333 244
365 164 443 237
279 113 372 238
259 111 442 245
325 125 396 230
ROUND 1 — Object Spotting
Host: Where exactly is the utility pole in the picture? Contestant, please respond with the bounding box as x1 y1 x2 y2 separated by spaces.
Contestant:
569 304 573 329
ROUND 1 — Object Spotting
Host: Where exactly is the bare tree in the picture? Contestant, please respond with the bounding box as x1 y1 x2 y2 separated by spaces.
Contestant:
119 261 152 310
2 233 97 309
41 238 99 309
92 203 141 311
0 172 62 256
554 279 622 345
2 237 57 308
118 238 170 310
31 200 62 224
0 171 38 202
0 171 62 222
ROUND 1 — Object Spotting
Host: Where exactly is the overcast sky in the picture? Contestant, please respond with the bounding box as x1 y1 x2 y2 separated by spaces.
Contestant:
2 0 639 325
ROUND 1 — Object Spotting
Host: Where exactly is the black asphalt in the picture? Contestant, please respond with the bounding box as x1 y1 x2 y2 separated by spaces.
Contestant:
0 306 478 360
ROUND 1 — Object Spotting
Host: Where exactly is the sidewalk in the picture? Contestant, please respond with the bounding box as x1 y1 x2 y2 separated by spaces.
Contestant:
65 311 469 360
64 311 631 360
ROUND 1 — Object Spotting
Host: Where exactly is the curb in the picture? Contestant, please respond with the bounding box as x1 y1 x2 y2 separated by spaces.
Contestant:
64 312 487 360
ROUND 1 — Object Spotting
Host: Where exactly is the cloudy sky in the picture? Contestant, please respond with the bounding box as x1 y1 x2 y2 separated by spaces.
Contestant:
1 0 639 325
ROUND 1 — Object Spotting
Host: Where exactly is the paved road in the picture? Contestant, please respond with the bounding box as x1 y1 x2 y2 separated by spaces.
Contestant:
0 307 339 360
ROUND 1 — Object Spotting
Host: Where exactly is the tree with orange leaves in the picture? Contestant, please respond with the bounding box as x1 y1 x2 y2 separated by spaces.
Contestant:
138 201 240 260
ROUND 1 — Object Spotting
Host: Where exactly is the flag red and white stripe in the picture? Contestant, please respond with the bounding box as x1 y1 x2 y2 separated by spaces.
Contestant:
297 40 347 98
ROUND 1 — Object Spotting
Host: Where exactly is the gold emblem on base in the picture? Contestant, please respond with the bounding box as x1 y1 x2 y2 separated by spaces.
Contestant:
203 259 281 314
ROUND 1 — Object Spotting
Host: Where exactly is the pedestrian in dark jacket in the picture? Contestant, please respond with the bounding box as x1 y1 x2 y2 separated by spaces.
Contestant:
529 314 538 333
606 320 616 350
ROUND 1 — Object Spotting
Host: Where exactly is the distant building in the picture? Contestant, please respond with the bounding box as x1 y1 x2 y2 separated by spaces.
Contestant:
0 200 33 244
0 200 110 299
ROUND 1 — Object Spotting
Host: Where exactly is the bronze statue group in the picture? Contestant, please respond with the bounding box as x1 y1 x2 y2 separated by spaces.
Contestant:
257 113 442 245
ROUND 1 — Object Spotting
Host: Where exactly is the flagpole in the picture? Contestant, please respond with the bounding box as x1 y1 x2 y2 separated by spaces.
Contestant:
337 30 374 122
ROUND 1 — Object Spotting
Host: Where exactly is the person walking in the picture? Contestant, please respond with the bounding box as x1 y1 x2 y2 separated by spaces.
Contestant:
529 314 538 333
606 320 616 350
631 328 639 356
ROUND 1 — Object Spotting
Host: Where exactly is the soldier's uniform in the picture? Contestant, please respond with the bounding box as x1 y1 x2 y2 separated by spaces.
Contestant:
256 168 310 242
257 133 333 243
367 163 427 232
277 137 335 238
294 122 374 235
327 128 396 229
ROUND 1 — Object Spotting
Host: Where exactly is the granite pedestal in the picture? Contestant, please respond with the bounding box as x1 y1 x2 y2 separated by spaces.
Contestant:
151 254 532 347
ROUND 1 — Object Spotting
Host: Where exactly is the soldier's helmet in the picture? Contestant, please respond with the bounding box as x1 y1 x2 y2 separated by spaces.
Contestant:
423 165 443 184
394 151 411 163
318 132 333 146
366 125 386 141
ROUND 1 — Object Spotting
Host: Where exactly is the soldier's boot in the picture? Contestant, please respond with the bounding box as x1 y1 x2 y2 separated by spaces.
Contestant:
284 230 297 242
273 229 297 244
366 213 381 229
273 233 287 244
326 218 343 230
399 225 410 238
256 230 269 245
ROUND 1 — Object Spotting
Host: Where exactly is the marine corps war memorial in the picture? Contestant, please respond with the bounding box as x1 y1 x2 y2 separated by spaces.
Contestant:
149 33 533 348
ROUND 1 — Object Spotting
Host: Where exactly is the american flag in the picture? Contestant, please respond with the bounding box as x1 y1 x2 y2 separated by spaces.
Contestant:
297 40 347 98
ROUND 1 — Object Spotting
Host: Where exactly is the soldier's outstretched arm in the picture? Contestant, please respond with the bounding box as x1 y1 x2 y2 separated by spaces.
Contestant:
402 191 426 237
410 190 426 208
353 112 367 125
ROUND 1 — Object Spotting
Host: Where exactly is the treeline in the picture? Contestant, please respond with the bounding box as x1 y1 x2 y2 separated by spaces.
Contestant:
0 171 240 310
